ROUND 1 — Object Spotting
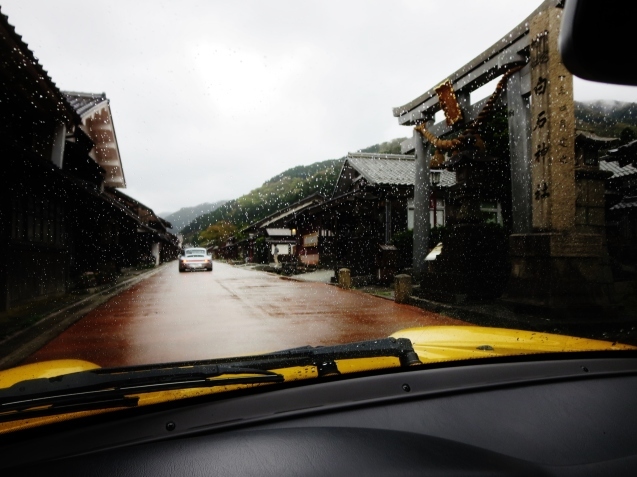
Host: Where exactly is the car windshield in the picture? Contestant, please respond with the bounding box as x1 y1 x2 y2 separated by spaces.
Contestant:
1 0 636 429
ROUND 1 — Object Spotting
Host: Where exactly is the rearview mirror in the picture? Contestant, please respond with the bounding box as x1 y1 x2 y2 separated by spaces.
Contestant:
559 0 637 86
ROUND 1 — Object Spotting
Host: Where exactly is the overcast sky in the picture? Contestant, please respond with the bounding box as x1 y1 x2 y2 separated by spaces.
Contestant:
2 1 635 214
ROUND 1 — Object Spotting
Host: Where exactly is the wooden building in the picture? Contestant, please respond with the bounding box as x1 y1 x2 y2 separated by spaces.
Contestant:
1 10 82 310
600 140 637 272
324 153 458 279
242 153 494 281
241 194 327 265
0 10 177 311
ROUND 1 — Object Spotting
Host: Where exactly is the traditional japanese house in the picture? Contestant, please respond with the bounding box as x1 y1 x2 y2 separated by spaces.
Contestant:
215 236 239 261
0 10 177 311
1 10 83 310
600 140 637 271
106 189 180 266
62 93 179 274
326 153 456 278
241 193 327 266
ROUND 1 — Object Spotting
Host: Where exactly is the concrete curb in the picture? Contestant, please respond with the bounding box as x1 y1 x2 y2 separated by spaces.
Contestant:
0 265 165 370
405 294 637 343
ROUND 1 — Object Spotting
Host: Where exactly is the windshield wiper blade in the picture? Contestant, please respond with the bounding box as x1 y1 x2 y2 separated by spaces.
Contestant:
0 395 139 423
0 365 283 416
235 337 422 376
100 337 422 378
0 337 419 420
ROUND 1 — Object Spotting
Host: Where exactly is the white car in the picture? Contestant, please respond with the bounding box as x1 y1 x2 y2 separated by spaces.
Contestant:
178 248 213 272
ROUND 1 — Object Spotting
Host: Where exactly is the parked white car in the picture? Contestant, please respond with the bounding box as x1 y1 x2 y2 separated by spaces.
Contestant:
178 248 213 272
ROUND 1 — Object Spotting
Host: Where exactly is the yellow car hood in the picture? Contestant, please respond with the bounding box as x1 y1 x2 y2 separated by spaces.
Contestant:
0 359 100 390
0 326 633 434
392 326 635 363
1 327 633 387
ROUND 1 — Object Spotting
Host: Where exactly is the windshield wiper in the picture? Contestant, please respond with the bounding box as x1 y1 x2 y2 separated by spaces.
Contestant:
233 336 422 376
0 337 420 421
98 337 422 378
0 364 283 420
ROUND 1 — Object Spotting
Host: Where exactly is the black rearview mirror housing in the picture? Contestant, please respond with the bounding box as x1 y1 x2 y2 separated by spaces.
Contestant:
559 0 637 86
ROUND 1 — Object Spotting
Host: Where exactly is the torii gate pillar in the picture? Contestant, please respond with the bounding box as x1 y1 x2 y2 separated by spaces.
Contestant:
502 4 614 316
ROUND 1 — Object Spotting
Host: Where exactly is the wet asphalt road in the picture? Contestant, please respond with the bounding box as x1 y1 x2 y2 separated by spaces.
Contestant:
24 262 467 367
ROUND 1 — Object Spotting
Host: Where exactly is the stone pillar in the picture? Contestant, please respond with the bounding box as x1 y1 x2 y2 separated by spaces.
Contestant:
573 134 614 236
503 3 615 317
412 124 432 280
575 170 611 234
394 274 412 304
506 67 532 234
529 5 575 231
338 268 351 289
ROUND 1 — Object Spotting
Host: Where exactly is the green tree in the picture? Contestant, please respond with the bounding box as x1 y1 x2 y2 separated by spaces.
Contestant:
198 222 238 248
359 137 407 154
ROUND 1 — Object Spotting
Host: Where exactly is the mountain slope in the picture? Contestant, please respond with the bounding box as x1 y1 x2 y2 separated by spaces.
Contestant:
180 159 341 238
181 138 407 240
162 201 227 233
575 100 637 137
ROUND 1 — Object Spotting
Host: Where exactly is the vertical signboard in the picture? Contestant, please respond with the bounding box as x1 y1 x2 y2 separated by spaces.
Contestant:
529 5 576 231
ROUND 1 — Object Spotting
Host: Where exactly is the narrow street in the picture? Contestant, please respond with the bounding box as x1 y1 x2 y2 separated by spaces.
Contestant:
24 262 466 368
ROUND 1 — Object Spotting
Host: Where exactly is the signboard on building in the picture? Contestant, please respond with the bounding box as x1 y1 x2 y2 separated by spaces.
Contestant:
302 232 319 247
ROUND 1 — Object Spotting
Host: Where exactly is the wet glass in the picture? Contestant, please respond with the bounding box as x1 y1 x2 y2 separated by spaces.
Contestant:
0 0 635 386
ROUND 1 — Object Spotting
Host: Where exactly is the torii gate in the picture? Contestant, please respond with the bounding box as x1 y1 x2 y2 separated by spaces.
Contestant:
393 0 613 313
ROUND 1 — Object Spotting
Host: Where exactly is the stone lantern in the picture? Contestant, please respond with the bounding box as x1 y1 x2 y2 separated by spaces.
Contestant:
574 131 618 236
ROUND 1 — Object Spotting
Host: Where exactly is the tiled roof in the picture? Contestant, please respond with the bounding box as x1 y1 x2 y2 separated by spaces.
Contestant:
63 92 108 116
431 169 456 188
347 154 414 186
575 130 618 144
345 153 456 187
599 160 637 179
601 140 637 167
611 196 637 210
242 193 325 232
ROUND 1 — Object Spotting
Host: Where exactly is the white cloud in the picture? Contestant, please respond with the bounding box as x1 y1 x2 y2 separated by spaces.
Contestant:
6 0 632 215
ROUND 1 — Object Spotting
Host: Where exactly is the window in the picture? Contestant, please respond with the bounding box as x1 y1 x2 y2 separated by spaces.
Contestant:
480 202 502 225
407 198 446 230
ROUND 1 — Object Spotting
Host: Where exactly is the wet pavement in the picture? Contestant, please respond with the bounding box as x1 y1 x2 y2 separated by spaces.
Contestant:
24 262 467 368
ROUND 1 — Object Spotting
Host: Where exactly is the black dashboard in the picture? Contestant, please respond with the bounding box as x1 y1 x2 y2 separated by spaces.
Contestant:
3 353 637 476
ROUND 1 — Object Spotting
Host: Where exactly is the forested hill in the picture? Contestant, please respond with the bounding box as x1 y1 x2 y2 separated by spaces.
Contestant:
180 138 405 240
575 100 637 139
180 158 342 238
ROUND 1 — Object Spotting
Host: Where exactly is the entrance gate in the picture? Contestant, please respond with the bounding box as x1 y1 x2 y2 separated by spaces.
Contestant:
394 0 613 314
